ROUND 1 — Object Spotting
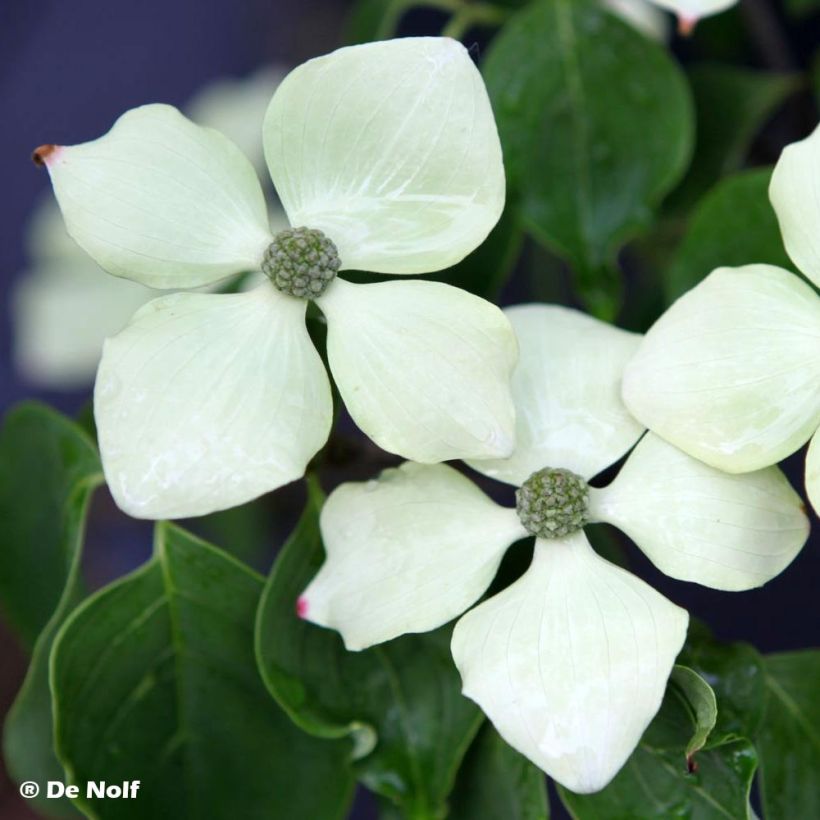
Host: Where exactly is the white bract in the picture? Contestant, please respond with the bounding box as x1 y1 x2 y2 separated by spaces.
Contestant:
300 305 808 793
14 67 287 390
37 37 515 520
623 123 820 513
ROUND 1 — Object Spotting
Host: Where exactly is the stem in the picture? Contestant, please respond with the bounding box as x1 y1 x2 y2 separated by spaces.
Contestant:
374 0 417 40
441 3 509 38
374 0 461 40
415 0 511 38
740 0 795 71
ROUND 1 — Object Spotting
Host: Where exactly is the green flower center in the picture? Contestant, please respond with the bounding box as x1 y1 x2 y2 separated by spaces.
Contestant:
262 227 341 299
515 467 589 539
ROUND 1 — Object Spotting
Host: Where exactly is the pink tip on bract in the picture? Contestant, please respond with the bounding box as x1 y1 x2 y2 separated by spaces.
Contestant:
296 597 309 618
32 144 63 168
677 14 698 36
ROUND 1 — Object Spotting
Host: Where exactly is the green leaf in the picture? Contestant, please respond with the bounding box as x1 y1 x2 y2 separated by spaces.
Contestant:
448 726 548 820
74 401 97 442
671 666 717 760
51 523 355 820
679 621 766 743
756 650 820 820
669 65 799 212
1 403 103 817
183 498 273 566
623 666 716 766
665 167 793 302
484 0 693 317
255 478 483 818
0 401 102 646
559 665 757 819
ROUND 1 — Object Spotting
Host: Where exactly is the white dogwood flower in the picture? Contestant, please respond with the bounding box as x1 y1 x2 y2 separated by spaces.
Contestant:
622 124 820 513
35 38 515 520
299 305 809 793
14 67 287 390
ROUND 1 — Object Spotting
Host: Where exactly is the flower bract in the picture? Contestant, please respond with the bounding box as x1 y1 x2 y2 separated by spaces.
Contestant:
622 123 820 512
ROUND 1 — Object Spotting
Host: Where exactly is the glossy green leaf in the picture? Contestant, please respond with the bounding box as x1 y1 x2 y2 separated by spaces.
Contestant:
679 621 766 743
255 478 483 817
51 523 354 820
183 498 274 567
669 65 799 211
484 0 693 317
666 167 793 301
448 726 548 820
560 738 757 819
1 403 102 817
74 401 97 442
672 666 717 760
613 665 716 767
559 664 757 819
756 651 820 820
6 619 83 818
0 402 102 646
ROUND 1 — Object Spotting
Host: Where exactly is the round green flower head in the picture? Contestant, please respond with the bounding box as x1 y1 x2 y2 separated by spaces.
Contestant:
262 226 341 299
515 467 589 539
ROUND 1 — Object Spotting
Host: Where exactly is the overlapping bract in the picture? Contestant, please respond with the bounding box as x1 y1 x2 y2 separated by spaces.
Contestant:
39 38 516 519
623 124 820 512
301 306 808 793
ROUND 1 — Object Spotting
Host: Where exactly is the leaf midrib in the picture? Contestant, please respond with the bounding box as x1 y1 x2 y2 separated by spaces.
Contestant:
764 673 820 751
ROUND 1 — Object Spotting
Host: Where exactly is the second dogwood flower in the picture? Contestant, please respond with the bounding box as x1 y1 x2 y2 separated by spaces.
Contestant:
300 305 808 794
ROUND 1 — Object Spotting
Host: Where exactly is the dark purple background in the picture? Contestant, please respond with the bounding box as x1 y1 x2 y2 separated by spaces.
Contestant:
0 1 817 818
